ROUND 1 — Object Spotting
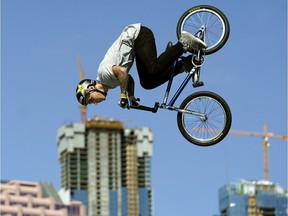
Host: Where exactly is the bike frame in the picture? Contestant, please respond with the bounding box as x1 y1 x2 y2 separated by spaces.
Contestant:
130 53 207 121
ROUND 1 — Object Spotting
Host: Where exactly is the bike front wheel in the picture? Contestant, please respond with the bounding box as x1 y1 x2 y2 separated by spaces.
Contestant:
176 5 230 55
177 91 232 146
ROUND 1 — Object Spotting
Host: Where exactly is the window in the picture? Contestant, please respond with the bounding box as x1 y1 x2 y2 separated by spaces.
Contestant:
2 213 17 216
55 203 65 209
260 208 275 216
32 204 49 209
68 205 80 215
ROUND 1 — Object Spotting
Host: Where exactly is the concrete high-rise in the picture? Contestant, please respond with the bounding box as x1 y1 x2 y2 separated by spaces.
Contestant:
218 179 287 216
57 117 153 216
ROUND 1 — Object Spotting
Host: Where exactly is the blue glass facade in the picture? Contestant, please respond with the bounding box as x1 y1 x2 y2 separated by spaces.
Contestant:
218 180 287 216
219 185 249 215
69 188 153 216
139 188 153 216
121 188 128 216
110 190 119 216
72 190 88 212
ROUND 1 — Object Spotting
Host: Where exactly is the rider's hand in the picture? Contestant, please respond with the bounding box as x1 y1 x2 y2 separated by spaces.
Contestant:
118 96 129 109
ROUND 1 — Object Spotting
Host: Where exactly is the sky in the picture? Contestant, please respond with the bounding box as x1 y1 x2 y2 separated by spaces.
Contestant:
1 0 287 215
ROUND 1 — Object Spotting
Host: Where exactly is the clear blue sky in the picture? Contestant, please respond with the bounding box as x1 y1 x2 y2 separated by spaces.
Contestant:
1 0 287 215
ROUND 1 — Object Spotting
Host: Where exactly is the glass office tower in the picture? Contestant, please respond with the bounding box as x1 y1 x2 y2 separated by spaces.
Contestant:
218 179 287 216
57 117 153 216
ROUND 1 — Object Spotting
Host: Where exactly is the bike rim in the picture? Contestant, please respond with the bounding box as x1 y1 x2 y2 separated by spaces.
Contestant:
181 96 227 143
180 8 226 51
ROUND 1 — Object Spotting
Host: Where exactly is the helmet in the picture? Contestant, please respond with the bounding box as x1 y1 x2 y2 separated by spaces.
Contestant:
76 79 96 106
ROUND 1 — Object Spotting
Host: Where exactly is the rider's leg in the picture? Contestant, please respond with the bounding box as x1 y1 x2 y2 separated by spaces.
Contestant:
138 63 191 89
134 26 205 89
134 26 185 89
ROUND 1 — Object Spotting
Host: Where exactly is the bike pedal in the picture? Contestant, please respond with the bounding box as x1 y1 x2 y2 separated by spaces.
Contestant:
193 81 204 88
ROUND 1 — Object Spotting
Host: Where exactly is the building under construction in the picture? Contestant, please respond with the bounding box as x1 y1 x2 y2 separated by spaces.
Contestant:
218 179 287 216
57 117 153 216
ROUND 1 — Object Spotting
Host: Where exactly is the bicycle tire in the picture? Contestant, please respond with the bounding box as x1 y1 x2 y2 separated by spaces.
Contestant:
177 91 232 146
176 5 230 55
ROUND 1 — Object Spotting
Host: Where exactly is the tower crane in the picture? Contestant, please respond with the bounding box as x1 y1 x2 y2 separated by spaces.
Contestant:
229 121 288 181
76 56 87 123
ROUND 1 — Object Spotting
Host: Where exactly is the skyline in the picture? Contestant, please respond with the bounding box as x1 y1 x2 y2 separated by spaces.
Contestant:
1 0 287 215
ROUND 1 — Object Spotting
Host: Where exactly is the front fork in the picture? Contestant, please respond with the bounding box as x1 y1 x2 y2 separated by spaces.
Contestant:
192 25 206 87
191 50 205 88
195 25 206 41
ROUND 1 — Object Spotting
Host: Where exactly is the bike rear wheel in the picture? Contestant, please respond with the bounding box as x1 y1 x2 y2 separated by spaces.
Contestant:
177 91 232 146
176 5 230 55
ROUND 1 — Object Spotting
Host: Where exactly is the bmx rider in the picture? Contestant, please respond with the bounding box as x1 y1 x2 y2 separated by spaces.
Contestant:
76 23 207 108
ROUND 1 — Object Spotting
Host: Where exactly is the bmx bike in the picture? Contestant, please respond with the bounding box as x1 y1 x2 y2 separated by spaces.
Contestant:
130 5 232 147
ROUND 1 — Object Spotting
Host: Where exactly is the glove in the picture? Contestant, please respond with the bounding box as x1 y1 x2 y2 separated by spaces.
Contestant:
118 97 129 109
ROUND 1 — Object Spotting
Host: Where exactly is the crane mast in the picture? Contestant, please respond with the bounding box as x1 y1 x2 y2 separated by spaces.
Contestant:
229 121 287 181
76 56 87 123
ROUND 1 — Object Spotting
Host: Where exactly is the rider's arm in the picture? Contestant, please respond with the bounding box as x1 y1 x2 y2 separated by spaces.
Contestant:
112 65 128 97
112 66 139 108
127 75 135 98
127 75 140 106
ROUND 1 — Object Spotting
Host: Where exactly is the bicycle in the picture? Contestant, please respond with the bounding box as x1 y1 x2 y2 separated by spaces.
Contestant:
130 5 232 147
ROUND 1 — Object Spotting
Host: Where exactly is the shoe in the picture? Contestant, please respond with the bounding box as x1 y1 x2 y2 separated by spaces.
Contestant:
179 31 207 52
